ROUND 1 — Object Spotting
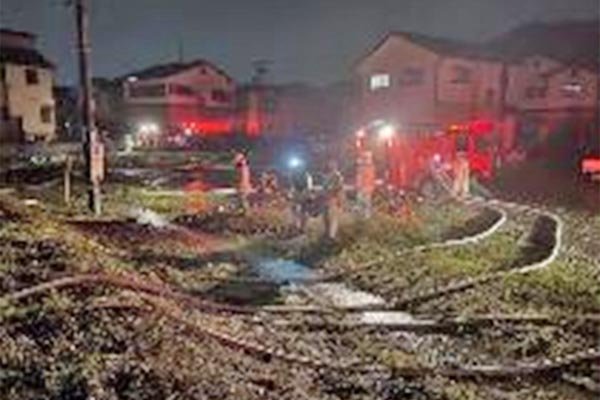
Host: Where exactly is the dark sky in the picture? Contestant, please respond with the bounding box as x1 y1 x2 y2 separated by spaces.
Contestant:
1 0 598 85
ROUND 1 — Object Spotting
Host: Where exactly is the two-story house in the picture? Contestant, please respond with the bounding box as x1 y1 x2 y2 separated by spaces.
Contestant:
354 31 508 133
0 29 55 143
491 20 599 154
121 59 235 140
506 55 598 150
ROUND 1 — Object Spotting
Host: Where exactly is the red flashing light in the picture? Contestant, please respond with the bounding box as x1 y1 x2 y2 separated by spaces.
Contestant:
469 119 494 135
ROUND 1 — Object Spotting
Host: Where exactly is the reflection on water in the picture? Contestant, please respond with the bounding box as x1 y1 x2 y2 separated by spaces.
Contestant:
251 258 316 284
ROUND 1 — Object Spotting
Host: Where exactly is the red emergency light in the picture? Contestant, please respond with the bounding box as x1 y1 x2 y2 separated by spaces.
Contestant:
469 119 494 135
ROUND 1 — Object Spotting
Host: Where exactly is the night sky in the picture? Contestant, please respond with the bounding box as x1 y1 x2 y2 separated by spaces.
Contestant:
1 0 598 85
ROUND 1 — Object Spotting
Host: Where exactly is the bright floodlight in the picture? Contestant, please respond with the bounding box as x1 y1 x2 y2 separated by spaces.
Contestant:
138 122 159 135
148 123 159 134
288 156 303 169
378 124 395 141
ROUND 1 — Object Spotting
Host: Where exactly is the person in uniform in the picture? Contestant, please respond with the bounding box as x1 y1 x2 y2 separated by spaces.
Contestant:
452 133 470 199
322 161 344 240
355 151 376 218
234 152 252 212
289 168 314 232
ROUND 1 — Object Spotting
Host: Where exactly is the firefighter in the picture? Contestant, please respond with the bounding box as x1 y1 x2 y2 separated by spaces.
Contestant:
258 170 279 205
322 160 344 240
356 150 376 218
234 151 252 212
452 133 470 199
289 167 314 232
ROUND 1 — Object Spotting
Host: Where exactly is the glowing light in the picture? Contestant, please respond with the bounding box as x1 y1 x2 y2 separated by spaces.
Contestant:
127 76 138 82
288 156 303 169
378 124 395 141
356 129 366 138
138 122 159 135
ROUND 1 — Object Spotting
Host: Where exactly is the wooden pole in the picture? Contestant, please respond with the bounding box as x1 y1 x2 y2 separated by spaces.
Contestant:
75 0 102 215
64 155 72 205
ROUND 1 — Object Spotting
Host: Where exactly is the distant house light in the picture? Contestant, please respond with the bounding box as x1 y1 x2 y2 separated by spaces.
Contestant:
127 76 138 82
562 83 583 94
370 73 390 91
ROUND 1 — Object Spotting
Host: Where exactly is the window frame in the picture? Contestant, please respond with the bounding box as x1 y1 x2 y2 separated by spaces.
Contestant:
40 105 53 124
398 67 425 86
450 65 472 84
369 73 391 90
25 68 39 85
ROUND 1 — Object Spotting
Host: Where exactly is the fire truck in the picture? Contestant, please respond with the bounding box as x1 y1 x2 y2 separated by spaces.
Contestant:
582 156 600 181
355 119 497 192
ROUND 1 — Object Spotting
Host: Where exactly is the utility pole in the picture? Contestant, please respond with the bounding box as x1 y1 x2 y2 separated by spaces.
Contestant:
74 0 102 214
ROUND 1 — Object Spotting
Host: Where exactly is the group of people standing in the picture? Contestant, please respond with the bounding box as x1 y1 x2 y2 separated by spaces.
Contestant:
233 151 356 240
233 146 470 240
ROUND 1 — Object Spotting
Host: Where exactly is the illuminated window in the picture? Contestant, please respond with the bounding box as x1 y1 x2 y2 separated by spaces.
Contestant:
369 74 390 90
562 82 584 98
399 67 424 86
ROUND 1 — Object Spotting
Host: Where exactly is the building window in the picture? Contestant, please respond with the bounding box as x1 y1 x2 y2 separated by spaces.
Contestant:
129 84 166 98
211 89 231 103
25 68 39 85
369 73 391 90
0 106 9 120
398 67 424 86
525 86 547 99
40 105 53 124
0 66 6 82
450 65 471 84
562 82 584 98
169 84 196 97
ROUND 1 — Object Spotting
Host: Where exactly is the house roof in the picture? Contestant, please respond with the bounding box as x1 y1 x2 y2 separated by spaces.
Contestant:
356 31 507 68
488 20 599 69
357 20 599 70
121 59 233 82
392 31 506 61
0 28 35 38
0 46 54 69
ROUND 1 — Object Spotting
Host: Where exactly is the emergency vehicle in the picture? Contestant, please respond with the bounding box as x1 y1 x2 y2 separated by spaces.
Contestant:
355 119 497 192
582 156 600 181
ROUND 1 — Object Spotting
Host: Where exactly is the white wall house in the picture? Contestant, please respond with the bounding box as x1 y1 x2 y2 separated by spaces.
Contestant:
0 29 55 142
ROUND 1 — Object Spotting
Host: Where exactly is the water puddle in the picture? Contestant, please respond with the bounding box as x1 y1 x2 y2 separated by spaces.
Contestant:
251 258 318 284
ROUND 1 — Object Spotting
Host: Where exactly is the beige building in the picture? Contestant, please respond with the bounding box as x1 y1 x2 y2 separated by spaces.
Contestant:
506 55 598 146
355 31 509 132
0 29 55 142
122 60 235 140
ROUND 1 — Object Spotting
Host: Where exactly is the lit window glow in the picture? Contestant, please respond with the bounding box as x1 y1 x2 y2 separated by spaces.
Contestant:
370 74 390 91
